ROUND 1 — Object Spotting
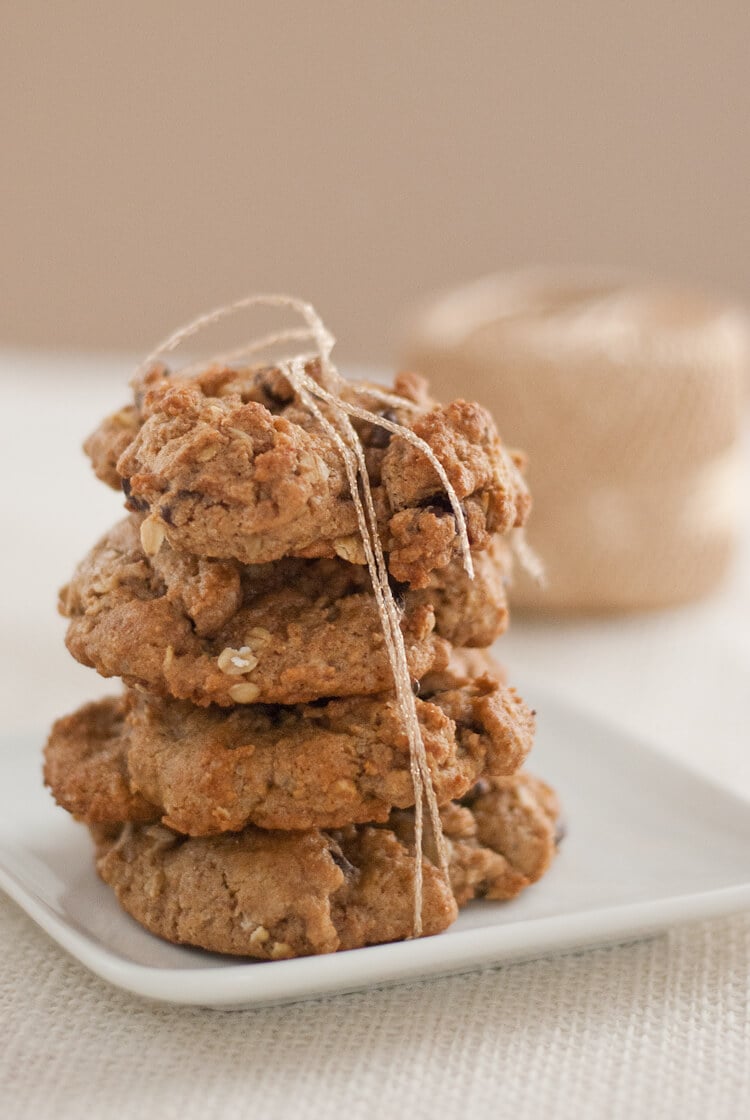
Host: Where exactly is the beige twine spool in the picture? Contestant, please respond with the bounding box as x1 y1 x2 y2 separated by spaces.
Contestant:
135 293 480 936
403 268 749 614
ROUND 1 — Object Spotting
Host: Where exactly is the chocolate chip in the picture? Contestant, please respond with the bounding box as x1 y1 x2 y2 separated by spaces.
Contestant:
387 575 408 611
263 387 292 411
369 429 390 449
122 480 150 514
369 408 400 449
122 476 151 512
459 779 491 807
417 493 455 519
160 504 175 526
253 368 293 409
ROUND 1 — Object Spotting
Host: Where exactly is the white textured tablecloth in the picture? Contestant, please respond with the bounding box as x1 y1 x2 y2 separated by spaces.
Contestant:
1 351 749 1119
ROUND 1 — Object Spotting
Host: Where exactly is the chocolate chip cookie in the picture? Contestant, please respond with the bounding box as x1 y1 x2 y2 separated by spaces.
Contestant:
60 516 511 707
85 363 530 586
92 772 559 958
45 664 535 833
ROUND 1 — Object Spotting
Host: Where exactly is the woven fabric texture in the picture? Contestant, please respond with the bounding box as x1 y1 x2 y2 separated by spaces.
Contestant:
1 895 748 1120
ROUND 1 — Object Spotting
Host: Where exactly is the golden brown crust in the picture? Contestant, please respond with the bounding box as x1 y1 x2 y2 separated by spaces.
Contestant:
84 363 529 586
446 773 560 903
60 517 511 706
84 405 141 489
92 772 558 958
43 700 157 825
45 666 535 833
381 400 530 523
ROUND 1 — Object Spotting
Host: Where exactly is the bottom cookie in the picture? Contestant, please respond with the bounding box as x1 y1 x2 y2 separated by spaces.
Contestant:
93 773 561 959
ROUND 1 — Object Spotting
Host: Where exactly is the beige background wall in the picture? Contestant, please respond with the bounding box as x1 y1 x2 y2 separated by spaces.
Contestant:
2 1 748 364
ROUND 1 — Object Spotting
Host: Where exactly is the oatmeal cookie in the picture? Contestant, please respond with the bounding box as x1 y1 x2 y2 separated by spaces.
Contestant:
446 772 560 904
60 518 511 706
85 363 529 585
92 772 559 958
43 698 157 826
45 668 535 833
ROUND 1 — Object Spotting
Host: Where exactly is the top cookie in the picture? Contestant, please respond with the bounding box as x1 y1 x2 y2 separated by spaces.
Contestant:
85 362 530 586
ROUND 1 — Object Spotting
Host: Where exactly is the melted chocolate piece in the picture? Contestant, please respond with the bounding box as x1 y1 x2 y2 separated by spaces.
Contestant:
369 409 400 449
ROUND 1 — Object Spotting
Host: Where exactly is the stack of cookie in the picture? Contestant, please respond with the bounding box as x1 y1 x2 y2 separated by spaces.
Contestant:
45 360 562 958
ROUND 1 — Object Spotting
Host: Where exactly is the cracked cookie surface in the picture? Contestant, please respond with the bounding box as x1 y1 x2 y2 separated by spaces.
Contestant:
85 363 529 586
45 665 535 833
60 517 511 706
92 772 559 958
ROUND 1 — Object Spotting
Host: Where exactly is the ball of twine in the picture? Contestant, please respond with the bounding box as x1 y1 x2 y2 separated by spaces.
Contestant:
403 267 749 614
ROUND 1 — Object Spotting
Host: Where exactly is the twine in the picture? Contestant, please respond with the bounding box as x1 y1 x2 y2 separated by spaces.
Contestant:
405 268 748 612
135 293 476 935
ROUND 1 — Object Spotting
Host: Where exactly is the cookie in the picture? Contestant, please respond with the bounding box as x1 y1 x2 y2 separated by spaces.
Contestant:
60 517 511 707
45 667 535 833
418 646 508 694
92 772 559 958
85 363 530 586
43 698 157 826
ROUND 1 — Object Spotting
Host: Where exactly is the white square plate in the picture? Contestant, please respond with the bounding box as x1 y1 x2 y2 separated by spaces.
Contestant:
2 682 749 1010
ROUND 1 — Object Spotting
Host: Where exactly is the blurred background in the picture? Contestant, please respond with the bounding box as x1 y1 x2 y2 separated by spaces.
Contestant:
1 2 748 789
2 1 749 363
